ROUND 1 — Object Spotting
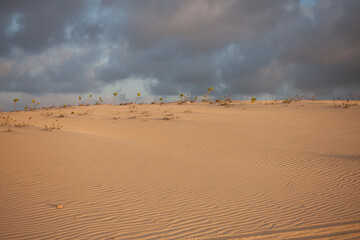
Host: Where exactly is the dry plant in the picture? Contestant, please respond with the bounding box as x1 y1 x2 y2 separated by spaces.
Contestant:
215 94 233 107
162 113 178 120
179 93 197 104
42 112 54 116
77 110 90 116
44 120 62 131
333 99 358 109
283 94 303 104
202 87 214 102
141 111 150 117
128 104 137 113
222 101 233 107
216 96 233 107
269 95 276 104
1 115 31 129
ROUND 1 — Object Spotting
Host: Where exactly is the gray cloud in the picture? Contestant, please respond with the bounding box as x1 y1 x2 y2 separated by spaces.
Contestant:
0 0 359 99
279 0 360 96
0 0 86 55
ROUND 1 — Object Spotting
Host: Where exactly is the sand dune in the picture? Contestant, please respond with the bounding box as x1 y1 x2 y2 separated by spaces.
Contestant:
0 101 359 239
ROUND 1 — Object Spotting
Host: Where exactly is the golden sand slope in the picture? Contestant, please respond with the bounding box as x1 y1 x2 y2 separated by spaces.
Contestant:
0 101 359 239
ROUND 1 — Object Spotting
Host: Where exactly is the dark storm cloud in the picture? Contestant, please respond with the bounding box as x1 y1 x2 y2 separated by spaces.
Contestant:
0 0 86 55
0 0 359 98
96 0 299 96
279 0 360 96
0 45 104 93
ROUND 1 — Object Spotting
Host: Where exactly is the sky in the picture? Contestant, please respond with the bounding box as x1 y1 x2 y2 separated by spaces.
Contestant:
0 0 360 110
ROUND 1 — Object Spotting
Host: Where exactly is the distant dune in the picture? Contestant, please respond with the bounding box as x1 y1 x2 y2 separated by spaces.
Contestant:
1 101 359 239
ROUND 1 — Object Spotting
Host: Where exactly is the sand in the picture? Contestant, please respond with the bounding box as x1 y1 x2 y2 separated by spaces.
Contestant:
0 100 359 239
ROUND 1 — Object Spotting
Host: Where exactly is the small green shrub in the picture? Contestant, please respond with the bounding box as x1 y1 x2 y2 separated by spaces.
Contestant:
87 94 93 105
13 98 19 111
112 92 118 105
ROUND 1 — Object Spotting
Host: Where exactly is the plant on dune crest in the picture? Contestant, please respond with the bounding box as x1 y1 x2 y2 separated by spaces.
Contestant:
158 97 167 106
13 98 19 111
336 99 358 109
24 106 28 111
112 92 118 105
269 95 276 104
203 87 214 102
283 98 291 104
97 96 103 105
179 93 193 103
251 97 256 103
87 94 93 105
190 96 197 103
78 96 82 105
349 93 359 100
217 94 233 107
31 99 35 109
135 92 141 103
283 94 303 104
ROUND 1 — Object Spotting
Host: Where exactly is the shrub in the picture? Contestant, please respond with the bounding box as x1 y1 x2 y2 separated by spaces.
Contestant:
87 94 93 105
13 98 19 111
112 92 118 105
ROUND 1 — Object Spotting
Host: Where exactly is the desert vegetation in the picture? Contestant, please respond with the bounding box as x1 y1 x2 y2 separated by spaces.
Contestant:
5 87 359 113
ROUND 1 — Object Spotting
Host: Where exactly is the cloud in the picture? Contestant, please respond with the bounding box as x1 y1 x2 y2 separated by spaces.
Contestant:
96 0 300 96
0 44 107 94
0 0 87 55
279 0 360 96
0 0 359 100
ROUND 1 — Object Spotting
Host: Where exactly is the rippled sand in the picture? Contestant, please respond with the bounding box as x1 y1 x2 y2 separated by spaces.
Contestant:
1 100 359 239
